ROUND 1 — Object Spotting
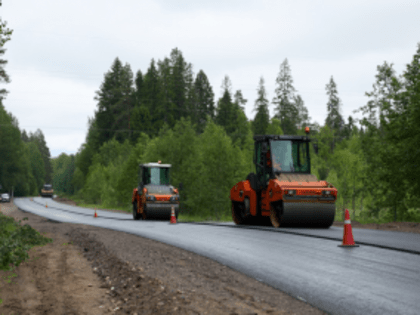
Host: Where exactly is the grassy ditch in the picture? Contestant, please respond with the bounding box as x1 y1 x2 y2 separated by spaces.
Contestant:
0 213 53 272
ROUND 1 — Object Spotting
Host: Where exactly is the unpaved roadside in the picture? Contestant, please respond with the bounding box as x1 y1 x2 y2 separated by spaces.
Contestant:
0 200 325 315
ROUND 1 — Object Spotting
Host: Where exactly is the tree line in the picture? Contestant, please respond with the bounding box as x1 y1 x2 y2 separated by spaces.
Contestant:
1 1 419 223
53 45 420 223
0 2 53 196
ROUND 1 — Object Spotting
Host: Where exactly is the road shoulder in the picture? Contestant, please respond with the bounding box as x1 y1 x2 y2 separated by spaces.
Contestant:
1 200 325 315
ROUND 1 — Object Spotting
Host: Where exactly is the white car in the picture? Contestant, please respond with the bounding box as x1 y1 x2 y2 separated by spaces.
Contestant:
1 193 10 203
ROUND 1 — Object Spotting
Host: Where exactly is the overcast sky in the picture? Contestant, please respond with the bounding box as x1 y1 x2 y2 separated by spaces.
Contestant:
2 0 419 157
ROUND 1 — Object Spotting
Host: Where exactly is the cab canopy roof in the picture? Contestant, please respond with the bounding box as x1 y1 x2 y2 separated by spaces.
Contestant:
253 134 310 141
140 162 172 168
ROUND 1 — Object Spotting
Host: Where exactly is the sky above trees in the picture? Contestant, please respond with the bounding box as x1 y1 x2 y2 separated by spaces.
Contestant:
2 0 420 156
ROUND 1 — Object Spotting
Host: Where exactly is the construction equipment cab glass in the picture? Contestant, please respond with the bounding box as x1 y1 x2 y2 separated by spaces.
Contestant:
142 166 170 186
255 137 311 187
270 140 309 173
138 162 173 195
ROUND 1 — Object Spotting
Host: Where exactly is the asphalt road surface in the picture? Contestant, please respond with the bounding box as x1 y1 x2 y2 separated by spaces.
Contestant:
14 197 420 315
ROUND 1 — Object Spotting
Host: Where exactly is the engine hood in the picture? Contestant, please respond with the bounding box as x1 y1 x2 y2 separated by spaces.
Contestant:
275 173 334 188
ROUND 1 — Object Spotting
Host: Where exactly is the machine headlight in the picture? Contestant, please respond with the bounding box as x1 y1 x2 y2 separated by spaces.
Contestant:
146 195 156 201
286 190 296 196
170 195 179 201
322 190 331 195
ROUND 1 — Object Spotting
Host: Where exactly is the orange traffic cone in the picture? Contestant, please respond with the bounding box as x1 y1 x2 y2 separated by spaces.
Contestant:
94 208 98 218
45 202 48 208
338 209 359 247
170 206 176 224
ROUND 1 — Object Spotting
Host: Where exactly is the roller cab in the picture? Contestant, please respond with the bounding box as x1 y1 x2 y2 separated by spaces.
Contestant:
132 162 179 220
230 129 337 228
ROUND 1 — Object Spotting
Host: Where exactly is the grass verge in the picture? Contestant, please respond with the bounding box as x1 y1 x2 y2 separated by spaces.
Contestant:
0 213 53 272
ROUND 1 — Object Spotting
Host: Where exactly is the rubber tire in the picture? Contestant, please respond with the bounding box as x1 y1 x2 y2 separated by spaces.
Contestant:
232 201 249 225
270 204 281 228
133 202 141 220
141 204 147 220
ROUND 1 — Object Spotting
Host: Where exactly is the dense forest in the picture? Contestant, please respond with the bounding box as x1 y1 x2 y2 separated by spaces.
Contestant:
1 0 419 222
52 45 420 223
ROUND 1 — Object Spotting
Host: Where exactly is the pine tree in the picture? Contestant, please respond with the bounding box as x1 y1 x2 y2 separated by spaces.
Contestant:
0 101 22 190
234 90 247 111
272 59 298 135
191 70 215 133
155 48 195 131
253 77 270 135
157 57 173 126
356 61 402 216
294 94 310 130
26 141 45 191
134 70 144 107
325 76 344 144
141 59 162 136
130 105 153 139
169 48 194 122
94 58 134 145
29 129 53 184
215 76 236 135
0 0 12 99
0 46 9 98
381 43 420 208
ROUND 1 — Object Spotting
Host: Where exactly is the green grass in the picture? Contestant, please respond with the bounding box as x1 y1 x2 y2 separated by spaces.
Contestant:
334 206 420 224
0 212 53 271
57 194 131 213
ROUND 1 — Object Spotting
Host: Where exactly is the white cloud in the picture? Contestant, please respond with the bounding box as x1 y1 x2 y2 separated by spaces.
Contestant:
4 69 97 156
2 0 419 154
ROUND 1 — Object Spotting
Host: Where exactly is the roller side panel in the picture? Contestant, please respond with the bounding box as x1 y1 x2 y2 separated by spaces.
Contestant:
230 180 257 216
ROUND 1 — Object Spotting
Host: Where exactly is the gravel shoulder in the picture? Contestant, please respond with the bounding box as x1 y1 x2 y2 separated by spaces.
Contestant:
0 200 326 315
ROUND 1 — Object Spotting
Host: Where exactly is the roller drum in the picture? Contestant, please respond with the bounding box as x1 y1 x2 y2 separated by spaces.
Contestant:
281 202 335 227
145 203 179 220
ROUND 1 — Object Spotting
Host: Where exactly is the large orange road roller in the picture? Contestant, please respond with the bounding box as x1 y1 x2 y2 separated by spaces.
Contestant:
132 161 180 220
230 128 338 228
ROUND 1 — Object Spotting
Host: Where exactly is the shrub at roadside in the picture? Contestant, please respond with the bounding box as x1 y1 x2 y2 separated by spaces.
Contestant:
0 213 53 271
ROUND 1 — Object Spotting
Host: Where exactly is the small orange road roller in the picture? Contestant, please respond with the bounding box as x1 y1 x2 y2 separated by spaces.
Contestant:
132 162 179 220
